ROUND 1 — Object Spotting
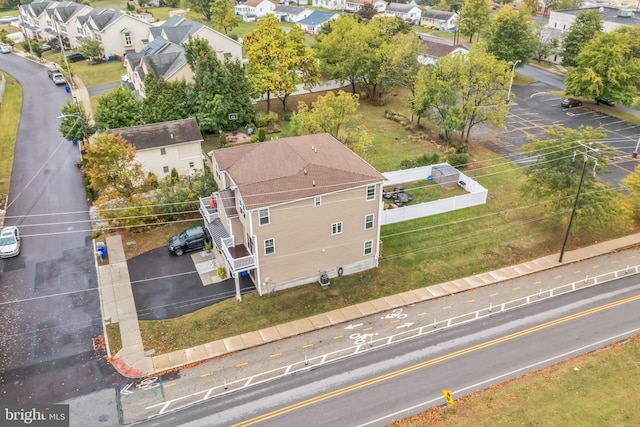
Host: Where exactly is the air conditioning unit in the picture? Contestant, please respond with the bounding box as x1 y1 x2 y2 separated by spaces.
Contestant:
617 9 634 17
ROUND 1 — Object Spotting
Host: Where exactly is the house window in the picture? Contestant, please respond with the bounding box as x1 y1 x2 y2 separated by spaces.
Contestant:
246 233 253 253
366 185 375 201
160 148 166 155
314 196 321 207
364 240 373 255
123 32 132 46
259 208 269 225
95 33 102 42
264 238 275 255
215 163 221 180
239 199 246 219
189 161 195 168
331 221 343 235
365 214 374 230
163 166 169 173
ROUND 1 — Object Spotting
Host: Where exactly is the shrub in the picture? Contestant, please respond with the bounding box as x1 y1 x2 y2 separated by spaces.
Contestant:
219 132 227 146
217 266 226 278
258 128 266 142
446 153 469 168
228 34 238 41
255 111 278 127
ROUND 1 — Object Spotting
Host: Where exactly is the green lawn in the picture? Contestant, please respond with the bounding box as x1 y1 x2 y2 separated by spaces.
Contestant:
0 73 22 205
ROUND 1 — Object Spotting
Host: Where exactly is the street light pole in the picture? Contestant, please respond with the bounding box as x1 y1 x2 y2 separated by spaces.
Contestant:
507 60 521 103
633 136 640 159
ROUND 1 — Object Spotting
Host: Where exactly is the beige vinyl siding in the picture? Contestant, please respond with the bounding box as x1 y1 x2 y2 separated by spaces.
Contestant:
136 141 203 177
251 185 381 288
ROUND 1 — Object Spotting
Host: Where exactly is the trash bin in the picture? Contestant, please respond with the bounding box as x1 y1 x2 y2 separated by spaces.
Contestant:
72 139 77 145
65 85 70 93
96 242 107 260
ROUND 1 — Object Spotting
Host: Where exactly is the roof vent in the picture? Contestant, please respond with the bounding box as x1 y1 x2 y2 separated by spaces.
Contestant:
170 133 174 139
312 180 316 187
314 148 317 153
311 145 314 150
304 168 307 174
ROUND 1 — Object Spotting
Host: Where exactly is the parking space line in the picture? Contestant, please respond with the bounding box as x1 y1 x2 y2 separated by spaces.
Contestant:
467 299 475 303
417 312 427 317
200 373 212 378
490 293 498 297
592 265 600 269
512 286 521 291
236 362 248 368
553 275 562 279
270 352 282 358
442 305 451 310
303 344 313 349
333 335 343 340
363 326 373 331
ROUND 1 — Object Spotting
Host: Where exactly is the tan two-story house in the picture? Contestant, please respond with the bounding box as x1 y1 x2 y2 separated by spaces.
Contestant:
108 118 204 178
199 134 386 295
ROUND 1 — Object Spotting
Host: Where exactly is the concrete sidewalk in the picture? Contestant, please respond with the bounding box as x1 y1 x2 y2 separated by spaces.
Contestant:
97 232 640 378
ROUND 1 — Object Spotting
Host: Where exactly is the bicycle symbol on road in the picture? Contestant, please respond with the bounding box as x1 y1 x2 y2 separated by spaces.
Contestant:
121 377 160 395
349 332 377 345
381 308 407 320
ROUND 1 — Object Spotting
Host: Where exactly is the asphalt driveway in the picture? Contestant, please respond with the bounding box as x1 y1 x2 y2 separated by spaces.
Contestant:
128 247 255 320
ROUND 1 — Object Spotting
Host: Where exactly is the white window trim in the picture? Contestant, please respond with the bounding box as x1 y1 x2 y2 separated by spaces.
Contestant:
264 238 275 255
259 208 270 226
364 240 373 255
366 184 376 201
364 213 374 230
332 221 343 235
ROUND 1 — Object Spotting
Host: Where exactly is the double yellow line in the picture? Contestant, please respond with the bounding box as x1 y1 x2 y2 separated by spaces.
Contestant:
232 294 640 426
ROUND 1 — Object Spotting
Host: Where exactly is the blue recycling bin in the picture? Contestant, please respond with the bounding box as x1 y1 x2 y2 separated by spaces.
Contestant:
72 139 78 145
65 85 70 93
96 242 107 260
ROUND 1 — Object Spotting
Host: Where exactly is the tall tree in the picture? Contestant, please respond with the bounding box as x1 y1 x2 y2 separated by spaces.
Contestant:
141 70 189 124
622 164 640 221
412 44 511 143
314 16 368 94
184 36 249 132
485 6 537 66
357 3 376 20
79 39 103 62
189 0 213 21
225 59 255 126
560 10 602 67
534 29 560 63
520 126 632 236
244 15 319 111
243 15 288 111
380 32 423 114
564 32 640 106
58 101 96 143
291 91 361 139
94 85 142 131
84 133 146 200
210 0 241 34
458 0 492 43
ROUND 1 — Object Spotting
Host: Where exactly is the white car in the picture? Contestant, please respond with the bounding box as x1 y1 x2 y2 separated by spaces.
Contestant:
121 73 130 83
0 45 10 54
0 226 20 258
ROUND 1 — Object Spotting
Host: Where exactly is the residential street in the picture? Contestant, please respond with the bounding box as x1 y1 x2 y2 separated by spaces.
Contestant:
0 54 121 413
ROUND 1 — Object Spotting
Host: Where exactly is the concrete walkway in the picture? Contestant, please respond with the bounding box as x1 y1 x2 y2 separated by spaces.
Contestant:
97 232 640 378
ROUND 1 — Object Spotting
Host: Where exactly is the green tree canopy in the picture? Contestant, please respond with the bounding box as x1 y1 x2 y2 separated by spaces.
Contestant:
79 39 103 61
622 164 640 221
94 85 142 131
58 101 96 143
520 126 632 236
413 44 511 144
560 10 602 67
564 31 640 106
458 0 492 43
244 15 319 111
210 0 241 34
188 0 213 21
141 70 190 124
485 6 537 66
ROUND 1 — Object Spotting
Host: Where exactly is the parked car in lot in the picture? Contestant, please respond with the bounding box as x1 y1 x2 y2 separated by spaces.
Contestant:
561 98 582 108
65 52 84 62
0 226 21 258
51 73 67 85
47 67 61 78
595 98 615 107
168 226 211 256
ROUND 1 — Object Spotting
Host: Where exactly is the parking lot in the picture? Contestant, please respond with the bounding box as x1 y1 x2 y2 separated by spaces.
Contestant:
476 81 640 186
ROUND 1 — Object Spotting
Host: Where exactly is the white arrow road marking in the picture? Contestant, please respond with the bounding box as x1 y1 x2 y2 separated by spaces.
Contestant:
396 322 414 329
344 323 364 330
121 383 134 395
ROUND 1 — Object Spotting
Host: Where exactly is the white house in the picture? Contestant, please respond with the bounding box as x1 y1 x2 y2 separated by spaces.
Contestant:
384 1 422 23
344 0 386 14
312 0 346 11
417 38 468 66
48 1 92 46
420 9 457 30
75 7 152 56
18 0 57 40
108 118 204 178
235 0 276 21
549 6 640 33
273 5 313 23
295 10 339 34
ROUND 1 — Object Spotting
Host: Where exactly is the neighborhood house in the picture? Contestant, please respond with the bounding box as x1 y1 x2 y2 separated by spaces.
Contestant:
199 133 386 294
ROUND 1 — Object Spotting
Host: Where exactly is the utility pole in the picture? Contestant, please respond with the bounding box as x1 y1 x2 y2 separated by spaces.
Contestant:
559 143 599 263
506 60 521 103
633 136 640 159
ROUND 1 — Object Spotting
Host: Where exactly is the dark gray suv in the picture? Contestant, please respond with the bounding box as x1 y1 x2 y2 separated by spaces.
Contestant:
168 226 211 256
